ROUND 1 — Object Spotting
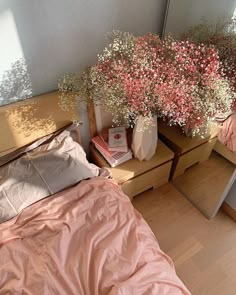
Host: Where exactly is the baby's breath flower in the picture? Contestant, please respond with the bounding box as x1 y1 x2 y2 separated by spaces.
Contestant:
58 30 234 135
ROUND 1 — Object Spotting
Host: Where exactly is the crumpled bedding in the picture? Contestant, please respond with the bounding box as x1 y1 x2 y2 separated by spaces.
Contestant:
0 177 190 295
218 113 236 153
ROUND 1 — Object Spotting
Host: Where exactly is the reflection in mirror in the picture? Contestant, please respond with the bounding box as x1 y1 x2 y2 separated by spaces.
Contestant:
163 0 236 219
163 0 236 37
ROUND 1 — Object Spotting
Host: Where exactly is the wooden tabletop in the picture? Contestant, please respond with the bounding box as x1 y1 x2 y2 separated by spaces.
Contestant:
90 140 174 184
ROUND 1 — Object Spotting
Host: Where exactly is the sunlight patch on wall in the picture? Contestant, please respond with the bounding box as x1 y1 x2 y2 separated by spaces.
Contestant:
0 10 23 80
0 10 32 106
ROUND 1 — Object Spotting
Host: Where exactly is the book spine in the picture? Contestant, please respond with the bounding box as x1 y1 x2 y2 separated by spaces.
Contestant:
94 144 116 166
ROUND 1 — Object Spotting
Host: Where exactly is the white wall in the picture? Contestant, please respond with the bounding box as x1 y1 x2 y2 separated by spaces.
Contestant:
0 0 167 151
164 0 236 36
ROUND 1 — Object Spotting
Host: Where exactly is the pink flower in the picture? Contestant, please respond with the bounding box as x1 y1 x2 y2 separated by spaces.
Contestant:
91 32 233 131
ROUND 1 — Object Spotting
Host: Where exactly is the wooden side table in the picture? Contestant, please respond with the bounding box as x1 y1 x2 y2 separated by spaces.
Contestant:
90 140 174 200
158 121 218 179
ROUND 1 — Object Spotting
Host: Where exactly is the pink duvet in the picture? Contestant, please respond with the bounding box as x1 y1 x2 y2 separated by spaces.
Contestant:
0 177 190 295
218 113 236 153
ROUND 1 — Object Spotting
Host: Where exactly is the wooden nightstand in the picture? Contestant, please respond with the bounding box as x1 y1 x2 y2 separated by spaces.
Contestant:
158 120 218 179
90 140 174 200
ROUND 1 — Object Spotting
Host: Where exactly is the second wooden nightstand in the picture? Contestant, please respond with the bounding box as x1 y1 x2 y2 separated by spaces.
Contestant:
90 140 174 200
158 120 218 179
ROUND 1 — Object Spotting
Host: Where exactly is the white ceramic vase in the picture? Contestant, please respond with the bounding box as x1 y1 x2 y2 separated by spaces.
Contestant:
131 115 158 161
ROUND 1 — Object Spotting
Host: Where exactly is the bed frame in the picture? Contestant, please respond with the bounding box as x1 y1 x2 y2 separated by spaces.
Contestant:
0 91 97 156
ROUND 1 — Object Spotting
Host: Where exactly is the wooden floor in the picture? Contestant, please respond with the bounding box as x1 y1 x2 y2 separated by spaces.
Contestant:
133 183 236 295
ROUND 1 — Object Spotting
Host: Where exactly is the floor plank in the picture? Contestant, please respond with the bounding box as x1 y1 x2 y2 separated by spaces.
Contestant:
133 184 236 295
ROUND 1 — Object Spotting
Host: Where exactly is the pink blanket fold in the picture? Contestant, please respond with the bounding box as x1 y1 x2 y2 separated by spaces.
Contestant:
0 177 190 295
218 113 236 153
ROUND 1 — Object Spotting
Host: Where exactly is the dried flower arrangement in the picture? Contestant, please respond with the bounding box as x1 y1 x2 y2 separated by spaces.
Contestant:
58 30 234 136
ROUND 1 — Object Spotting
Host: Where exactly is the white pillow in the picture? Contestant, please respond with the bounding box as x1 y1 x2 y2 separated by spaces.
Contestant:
0 130 99 223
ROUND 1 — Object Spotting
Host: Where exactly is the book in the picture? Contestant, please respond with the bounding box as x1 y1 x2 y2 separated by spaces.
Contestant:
99 128 132 149
108 127 128 152
92 135 132 167
99 127 128 152
92 136 115 157
98 129 109 145
95 144 132 167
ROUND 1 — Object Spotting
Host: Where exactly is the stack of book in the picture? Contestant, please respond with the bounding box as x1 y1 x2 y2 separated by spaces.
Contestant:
92 127 132 167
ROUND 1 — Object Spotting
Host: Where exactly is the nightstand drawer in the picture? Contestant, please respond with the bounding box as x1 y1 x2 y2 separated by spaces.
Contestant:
173 137 217 178
121 161 172 200
158 120 218 179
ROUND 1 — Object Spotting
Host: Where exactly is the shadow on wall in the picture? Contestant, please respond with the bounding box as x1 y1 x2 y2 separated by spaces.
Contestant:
0 58 32 106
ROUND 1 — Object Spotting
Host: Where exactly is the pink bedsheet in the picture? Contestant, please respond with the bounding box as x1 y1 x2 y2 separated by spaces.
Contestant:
218 113 236 153
0 177 190 295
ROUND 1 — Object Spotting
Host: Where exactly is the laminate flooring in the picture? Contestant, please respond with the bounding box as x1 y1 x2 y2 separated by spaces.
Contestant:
133 183 236 295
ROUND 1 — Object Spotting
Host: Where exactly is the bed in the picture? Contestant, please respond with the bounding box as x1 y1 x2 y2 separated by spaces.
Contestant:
0 92 190 294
